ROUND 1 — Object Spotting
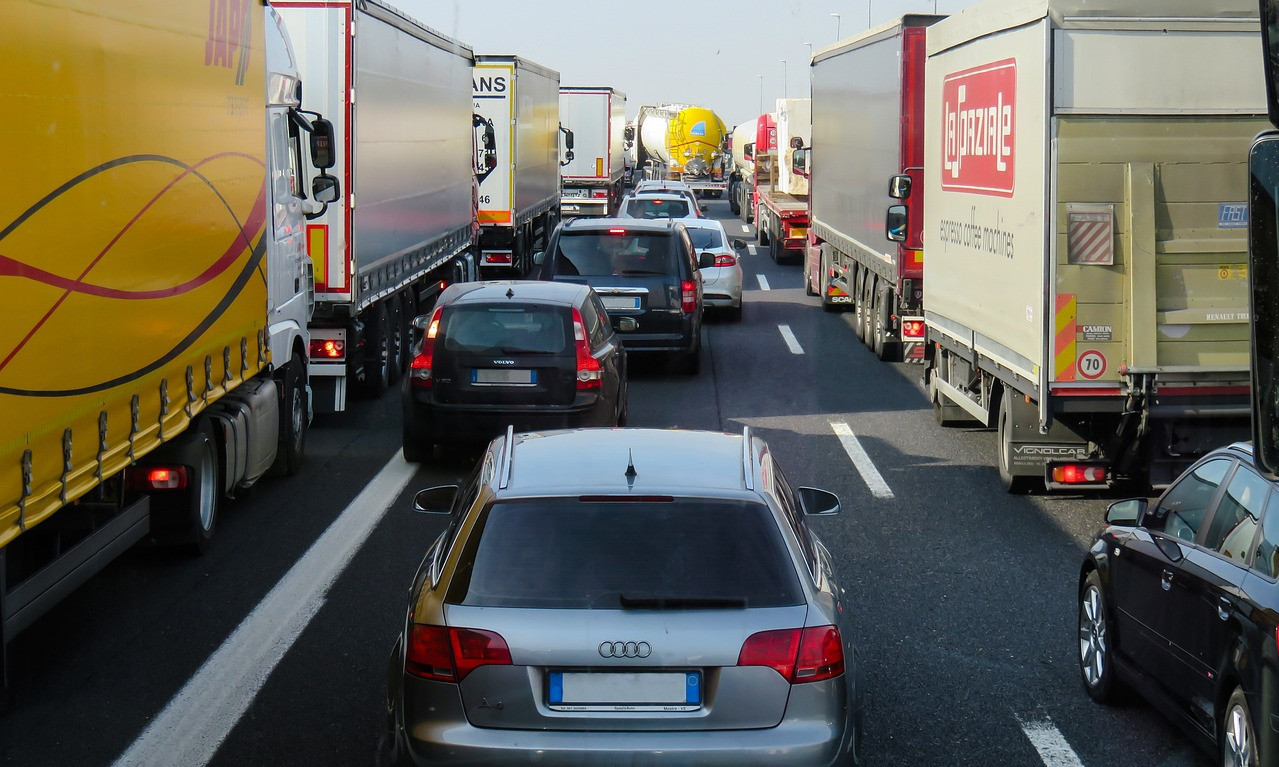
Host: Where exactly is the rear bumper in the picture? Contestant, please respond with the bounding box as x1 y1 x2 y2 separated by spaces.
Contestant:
404 393 613 445
560 199 609 216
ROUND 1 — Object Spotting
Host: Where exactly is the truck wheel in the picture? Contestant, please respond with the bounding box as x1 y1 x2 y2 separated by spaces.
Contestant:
386 295 405 385
271 353 307 476
363 302 392 397
858 277 874 345
997 393 1036 494
398 291 416 369
757 220 769 246
769 236 781 264
873 285 896 362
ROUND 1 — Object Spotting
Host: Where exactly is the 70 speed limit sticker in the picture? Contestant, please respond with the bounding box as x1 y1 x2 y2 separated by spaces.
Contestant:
1077 350 1107 380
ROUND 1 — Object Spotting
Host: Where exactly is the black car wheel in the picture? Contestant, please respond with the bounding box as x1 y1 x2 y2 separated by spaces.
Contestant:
1223 687 1259 767
1079 571 1122 703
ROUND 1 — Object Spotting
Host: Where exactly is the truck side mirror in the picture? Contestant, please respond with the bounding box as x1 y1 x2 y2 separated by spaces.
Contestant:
789 136 805 149
744 142 754 160
792 148 808 177
309 118 336 170
312 174 340 205
560 125 575 150
886 205 907 242
889 174 912 200
623 125 634 142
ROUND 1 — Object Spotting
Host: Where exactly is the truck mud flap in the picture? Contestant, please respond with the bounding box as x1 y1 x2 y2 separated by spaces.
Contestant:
1002 394 1094 480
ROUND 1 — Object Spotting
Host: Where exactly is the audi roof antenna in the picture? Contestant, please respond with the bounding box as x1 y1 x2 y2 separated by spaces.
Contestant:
625 449 638 487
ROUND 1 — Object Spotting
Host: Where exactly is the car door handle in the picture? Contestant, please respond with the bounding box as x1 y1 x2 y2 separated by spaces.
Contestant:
1161 569 1174 591
1218 596 1231 621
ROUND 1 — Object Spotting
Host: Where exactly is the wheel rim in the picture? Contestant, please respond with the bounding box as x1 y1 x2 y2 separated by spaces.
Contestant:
289 386 304 453
1078 585 1107 688
1225 702 1255 767
197 443 216 530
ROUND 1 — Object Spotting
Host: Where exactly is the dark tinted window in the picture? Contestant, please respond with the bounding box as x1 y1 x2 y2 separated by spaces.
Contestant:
1252 489 1279 578
625 198 690 219
555 231 676 277
448 499 803 608
441 304 567 354
586 294 611 348
1157 458 1232 542
687 227 724 250
1204 464 1270 563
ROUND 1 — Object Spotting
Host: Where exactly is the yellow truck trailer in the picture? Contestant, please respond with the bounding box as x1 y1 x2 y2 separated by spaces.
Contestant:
0 0 336 684
921 0 1265 491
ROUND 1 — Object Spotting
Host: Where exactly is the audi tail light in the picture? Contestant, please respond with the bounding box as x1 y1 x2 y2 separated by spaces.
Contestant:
680 280 697 314
571 307 602 390
738 626 844 684
406 625 511 683
408 307 443 389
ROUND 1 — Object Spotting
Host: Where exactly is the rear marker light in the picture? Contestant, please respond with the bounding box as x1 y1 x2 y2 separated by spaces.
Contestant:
409 307 443 389
592 190 608 199
1052 465 1107 485
738 626 844 684
572 307 602 390
309 339 345 360
128 466 189 492
901 320 926 339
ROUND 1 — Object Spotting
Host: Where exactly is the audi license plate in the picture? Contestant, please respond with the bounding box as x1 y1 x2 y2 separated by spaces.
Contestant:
601 296 641 311
547 671 701 712
472 368 535 385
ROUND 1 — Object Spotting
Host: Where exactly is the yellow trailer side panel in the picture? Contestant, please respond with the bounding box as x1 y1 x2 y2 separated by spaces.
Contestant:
0 0 269 547
1053 118 1262 380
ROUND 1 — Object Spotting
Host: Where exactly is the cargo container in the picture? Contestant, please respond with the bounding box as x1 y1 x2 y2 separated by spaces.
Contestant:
559 87 627 218
922 0 1265 491
627 104 729 197
753 100 810 263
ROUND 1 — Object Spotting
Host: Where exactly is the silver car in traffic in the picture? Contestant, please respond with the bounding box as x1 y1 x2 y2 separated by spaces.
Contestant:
383 427 866 766
680 217 744 321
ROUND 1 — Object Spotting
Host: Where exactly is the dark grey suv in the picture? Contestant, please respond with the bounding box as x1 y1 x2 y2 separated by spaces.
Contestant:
532 218 712 374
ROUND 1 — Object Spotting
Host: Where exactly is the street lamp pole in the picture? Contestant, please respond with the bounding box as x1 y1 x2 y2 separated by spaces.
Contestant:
830 12 841 42
780 59 788 99
867 0 872 28
756 73 764 116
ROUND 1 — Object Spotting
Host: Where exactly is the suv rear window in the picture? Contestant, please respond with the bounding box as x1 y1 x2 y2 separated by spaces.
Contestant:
554 231 677 277
625 198 690 218
441 305 568 354
448 499 803 608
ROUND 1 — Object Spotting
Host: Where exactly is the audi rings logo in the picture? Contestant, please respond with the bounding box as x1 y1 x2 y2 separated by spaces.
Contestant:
598 641 651 658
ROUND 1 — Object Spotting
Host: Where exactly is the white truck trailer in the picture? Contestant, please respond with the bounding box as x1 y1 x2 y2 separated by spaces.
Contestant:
559 87 627 218
276 0 480 412
922 0 1265 492
473 55 563 276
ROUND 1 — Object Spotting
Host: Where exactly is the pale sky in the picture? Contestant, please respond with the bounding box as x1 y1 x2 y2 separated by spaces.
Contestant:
393 0 977 128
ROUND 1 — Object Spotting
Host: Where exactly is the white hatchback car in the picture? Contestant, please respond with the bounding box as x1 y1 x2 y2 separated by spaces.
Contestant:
681 218 743 321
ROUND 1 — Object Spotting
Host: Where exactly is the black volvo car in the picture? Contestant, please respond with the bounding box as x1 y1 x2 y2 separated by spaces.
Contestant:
1079 442 1279 765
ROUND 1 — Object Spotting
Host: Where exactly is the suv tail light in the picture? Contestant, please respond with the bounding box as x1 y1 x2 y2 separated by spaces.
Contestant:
681 280 697 314
406 625 512 683
572 307 602 390
408 307 443 389
713 253 736 267
738 626 844 684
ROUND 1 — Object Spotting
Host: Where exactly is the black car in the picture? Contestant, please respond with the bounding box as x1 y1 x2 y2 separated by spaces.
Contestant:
1079 442 1279 765
401 281 627 461
532 218 713 374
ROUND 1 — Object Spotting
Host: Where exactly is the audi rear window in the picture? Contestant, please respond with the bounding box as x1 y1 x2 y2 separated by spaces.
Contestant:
554 231 677 277
447 499 803 609
440 305 568 354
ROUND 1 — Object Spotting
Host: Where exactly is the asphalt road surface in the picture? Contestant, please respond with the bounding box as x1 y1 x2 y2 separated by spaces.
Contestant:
0 200 1210 767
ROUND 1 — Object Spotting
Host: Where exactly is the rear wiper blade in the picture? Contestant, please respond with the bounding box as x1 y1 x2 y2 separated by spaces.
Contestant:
619 594 748 609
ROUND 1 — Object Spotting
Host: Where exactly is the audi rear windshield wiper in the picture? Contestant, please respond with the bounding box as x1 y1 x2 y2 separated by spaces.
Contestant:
618 593 748 609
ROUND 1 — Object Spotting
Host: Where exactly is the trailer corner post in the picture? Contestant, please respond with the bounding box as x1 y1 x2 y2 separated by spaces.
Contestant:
1125 162 1158 368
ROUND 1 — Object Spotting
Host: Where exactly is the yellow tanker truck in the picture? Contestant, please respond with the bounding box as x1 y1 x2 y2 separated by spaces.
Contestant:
625 104 728 197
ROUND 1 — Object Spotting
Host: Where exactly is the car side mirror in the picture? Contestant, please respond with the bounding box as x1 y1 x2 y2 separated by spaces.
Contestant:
413 485 459 514
698 251 715 269
886 205 907 242
1105 498 1147 527
797 487 841 516
533 250 546 266
732 239 747 250
888 173 912 200
700 205 709 213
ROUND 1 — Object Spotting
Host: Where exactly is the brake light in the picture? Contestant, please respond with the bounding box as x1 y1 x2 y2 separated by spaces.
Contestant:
483 251 513 265
572 307 602 390
409 307 443 389
713 254 736 267
592 190 609 199
901 320 925 339
406 625 512 682
1052 465 1107 485
738 626 844 684
608 228 627 235
127 466 189 492
681 280 697 314
309 338 345 360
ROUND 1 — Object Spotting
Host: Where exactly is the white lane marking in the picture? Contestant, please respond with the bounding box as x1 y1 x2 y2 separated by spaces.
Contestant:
778 324 804 355
830 422 894 499
1017 717 1085 767
112 455 419 767
757 274 771 291
748 244 759 257
740 224 750 233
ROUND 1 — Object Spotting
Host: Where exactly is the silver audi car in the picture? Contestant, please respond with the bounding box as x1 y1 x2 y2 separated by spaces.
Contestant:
382 427 866 766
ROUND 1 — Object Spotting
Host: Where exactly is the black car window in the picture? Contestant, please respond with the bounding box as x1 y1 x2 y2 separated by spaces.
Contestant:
587 294 611 349
1157 458 1232 543
1252 488 1279 579
770 458 817 573
447 499 804 609
433 456 488 582
625 198 690 219
441 304 568 355
554 231 676 277
1203 464 1270 563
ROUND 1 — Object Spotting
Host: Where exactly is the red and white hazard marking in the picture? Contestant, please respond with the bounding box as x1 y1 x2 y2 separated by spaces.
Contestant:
1067 211 1113 265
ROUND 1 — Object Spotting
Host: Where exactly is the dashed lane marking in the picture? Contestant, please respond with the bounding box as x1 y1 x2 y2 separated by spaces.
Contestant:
757 274 771 291
741 224 750 233
1017 717 1085 767
778 324 804 355
748 244 759 257
830 421 895 499
111 455 419 767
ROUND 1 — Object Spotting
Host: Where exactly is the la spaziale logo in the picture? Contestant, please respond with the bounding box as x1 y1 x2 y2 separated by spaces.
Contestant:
941 59 1016 197
205 0 252 86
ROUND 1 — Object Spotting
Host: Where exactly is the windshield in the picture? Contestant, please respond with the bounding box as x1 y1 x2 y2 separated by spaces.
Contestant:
554 230 677 276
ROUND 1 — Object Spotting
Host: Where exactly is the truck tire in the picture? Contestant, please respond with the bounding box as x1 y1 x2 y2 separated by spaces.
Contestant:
769 236 782 264
386 295 405 385
148 422 221 555
818 246 840 311
873 284 897 362
363 302 392 397
271 353 307 476
997 392 1037 494
757 219 769 246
